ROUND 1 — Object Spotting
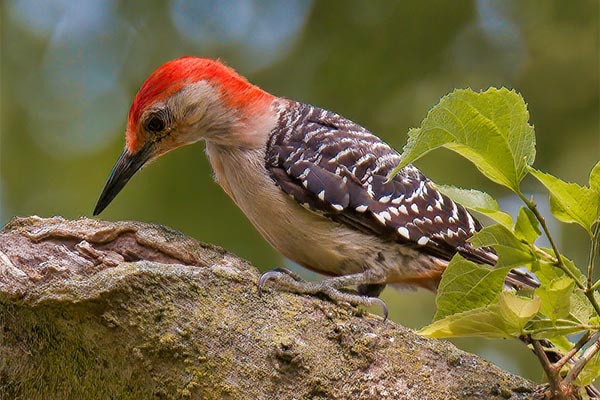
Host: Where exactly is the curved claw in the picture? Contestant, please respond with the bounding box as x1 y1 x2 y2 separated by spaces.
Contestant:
269 267 303 281
258 267 305 296
257 270 282 296
370 297 388 322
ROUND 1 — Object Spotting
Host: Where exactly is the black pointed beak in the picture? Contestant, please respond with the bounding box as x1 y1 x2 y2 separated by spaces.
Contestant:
93 144 153 216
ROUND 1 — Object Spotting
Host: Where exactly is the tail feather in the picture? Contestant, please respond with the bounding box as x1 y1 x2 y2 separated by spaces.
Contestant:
505 266 541 290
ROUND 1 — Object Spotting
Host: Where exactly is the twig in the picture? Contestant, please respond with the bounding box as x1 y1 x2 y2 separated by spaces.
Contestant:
553 332 591 372
520 193 600 396
585 223 600 321
564 331 600 387
519 194 583 287
586 223 599 289
532 339 566 399
524 325 600 337
587 292 600 320
519 193 600 317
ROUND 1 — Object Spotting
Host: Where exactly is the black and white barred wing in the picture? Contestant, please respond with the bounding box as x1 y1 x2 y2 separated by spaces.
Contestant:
266 103 496 265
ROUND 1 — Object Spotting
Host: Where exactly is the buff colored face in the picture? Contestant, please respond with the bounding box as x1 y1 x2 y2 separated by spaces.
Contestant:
93 81 229 214
93 57 272 216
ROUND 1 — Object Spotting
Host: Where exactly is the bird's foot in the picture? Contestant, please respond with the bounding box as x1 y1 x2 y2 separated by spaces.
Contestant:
257 267 304 293
258 268 388 321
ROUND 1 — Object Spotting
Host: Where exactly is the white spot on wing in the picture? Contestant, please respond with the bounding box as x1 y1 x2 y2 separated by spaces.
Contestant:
356 154 373 166
367 185 375 198
300 168 310 179
451 201 459 219
397 227 410 239
467 213 476 232
318 191 325 201
417 236 429 245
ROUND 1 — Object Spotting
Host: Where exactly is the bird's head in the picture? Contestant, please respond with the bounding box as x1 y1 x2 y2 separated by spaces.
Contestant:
93 57 274 215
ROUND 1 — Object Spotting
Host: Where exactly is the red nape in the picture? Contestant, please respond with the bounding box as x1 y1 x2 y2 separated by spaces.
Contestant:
126 57 273 152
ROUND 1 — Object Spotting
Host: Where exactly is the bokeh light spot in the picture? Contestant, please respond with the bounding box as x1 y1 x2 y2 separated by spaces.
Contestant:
170 0 313 71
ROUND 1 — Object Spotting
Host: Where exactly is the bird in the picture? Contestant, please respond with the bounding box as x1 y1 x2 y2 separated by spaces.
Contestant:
93 56 599 399
93 56 539 318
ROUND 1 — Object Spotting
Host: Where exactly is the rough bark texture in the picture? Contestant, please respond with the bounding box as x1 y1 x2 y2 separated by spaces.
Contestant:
0 216 541 400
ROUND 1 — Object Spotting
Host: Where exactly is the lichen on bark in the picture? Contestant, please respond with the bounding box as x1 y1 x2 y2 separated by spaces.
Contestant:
0 216 540 399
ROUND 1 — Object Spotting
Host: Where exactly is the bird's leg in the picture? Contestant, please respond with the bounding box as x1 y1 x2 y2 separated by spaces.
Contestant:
258 269 388 320
357 283 387 297
257 267 304 292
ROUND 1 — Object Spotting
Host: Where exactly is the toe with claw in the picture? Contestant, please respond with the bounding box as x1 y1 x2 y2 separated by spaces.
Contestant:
257 268 388 321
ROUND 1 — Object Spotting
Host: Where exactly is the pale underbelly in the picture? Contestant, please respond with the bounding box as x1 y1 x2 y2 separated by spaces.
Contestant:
206 143 445 287
238 191 444 285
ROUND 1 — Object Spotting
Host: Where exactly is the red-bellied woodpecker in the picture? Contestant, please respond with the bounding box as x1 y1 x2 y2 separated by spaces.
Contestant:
92 57 600 398
93 57 538 317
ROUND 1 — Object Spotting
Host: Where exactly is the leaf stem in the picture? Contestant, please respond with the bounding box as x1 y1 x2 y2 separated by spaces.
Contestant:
533 246 561 264
584 222 600 319
524 325 600 336
517 191 564 266
564 331 600 387
532 339 565 398
553 331 591 371
587 223 599 289
586 291 600 319
518 193 585 289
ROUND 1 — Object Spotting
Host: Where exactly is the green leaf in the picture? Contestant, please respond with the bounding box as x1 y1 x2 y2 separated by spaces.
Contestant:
535 276 574 321
433 255 510 321
590 161 600 194
533 262 574 321
591 161 600 228
576 350 600 387
421 292 540 339
549 335 574 355
533 260 564 282
526 319 589 339
560 255 587 282
514 207 541 243
570 289 594 324
390 87 536 192
499 292 541 331
435 185 513 228
534 260 591 324
469 224 535 268
529 168 599 234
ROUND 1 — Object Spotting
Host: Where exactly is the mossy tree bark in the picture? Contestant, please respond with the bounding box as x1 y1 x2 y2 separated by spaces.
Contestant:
0 216 541 400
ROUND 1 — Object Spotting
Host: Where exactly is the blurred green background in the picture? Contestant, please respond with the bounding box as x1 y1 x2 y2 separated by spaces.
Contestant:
2 0 599 383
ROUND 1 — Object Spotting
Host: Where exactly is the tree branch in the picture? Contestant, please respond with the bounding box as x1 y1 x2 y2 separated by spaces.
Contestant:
0 216 541 400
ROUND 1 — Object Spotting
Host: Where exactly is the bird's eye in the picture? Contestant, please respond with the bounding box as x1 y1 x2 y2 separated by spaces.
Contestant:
145 115 166 133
